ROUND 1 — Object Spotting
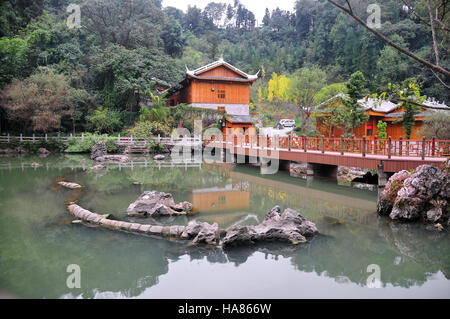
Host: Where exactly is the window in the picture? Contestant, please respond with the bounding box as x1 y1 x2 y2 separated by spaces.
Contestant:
218 89 226 99
366 124 373 137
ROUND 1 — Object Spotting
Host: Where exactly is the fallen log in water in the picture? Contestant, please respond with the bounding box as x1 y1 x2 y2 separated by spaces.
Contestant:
68 203 187 239
58 181 83 189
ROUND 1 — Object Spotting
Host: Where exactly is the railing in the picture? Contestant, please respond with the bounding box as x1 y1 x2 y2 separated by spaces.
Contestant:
0 134 202 146
204 135 450 159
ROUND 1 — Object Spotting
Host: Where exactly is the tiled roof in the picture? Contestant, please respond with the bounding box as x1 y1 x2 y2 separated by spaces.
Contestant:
358 97 398 113
186 58 259 81
226 115 255 124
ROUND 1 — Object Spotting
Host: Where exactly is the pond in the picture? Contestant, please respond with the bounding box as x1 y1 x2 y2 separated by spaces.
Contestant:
0 154 449 299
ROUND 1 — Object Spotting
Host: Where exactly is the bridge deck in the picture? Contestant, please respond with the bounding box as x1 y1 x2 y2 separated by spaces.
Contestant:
212 141 446 172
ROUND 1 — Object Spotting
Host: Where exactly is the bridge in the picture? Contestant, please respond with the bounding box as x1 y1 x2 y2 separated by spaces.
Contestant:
205 135 449 173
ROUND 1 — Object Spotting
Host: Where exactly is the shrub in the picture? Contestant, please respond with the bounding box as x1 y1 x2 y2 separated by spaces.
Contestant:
87 106 123 134
64 133 117 153
126 121 171 140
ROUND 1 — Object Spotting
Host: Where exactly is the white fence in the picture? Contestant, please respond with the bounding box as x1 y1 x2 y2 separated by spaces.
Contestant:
0 134 202 146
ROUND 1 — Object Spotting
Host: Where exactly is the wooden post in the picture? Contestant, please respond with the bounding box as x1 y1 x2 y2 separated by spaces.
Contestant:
288 135 291 151
374 136 378 155
45 133 48 142
388 136 392 159
118 134 120 143
81 133 85 141
20 134 23 142
7 133 10 143
274 135 278 150
131 135 134 144
158 134 161 144
340 137 344 155
399 136 403 156
57 132 60 142
362 136 366 157
422 136 426 160
321 136 325 154
32 133 35 142
432 136 436 157
303 136 307 152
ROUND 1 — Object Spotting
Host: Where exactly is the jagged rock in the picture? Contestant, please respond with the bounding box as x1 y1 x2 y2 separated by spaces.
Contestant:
222 206 318 247
338 166 369 183
378 164 449 226
390 165 445 221
127 191 193 217
91 142 107 160
290 163 313 177
181 221 221 245
154 154 165 161
37 148 50 155
377 170 410 216
95 155 129 163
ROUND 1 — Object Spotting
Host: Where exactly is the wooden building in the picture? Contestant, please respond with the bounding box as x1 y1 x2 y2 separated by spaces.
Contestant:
220 115 257 137
315 94 449 139
169 58 259 116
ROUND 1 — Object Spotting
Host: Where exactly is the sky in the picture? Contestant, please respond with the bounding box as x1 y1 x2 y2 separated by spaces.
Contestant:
162 0 297 24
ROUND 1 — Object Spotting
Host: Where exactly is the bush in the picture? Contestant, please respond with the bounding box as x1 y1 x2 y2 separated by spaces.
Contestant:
64 133 117 153
87 106 123 134
126 121 171 140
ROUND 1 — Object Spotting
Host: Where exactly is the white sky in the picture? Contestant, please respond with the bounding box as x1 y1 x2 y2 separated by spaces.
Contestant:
162 0 297 24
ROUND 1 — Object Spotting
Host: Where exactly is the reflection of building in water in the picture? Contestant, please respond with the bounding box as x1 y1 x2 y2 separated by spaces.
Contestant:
230 171 379 229
192 184 250 214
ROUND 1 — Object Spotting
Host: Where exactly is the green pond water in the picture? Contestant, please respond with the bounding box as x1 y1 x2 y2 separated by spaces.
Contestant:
0 154 449 299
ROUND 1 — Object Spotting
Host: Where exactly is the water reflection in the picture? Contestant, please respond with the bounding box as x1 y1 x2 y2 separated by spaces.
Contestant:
0 155 449 298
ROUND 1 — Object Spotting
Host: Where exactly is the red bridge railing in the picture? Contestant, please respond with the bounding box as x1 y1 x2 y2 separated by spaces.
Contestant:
204 135 450 159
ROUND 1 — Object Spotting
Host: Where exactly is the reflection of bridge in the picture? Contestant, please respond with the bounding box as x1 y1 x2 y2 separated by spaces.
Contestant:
206 135 448 172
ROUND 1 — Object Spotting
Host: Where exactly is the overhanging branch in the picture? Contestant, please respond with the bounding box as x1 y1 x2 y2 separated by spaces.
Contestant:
327 0 450 78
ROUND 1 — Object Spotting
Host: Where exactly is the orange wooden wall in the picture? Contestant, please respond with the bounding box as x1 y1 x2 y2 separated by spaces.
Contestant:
186 80 250 104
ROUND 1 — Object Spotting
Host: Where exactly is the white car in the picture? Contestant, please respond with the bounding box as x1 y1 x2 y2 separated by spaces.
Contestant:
275 119 296 129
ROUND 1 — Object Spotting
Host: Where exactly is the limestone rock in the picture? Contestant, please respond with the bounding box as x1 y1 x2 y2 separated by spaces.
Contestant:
95 155 129 163
127 191 193 217
290 163 313 177
378 164 449 226
37 148 50 155
154 154 165 161
58 181 82 189
91 142 107 160
338 166 369 183
222 206 318 247
181 221 221 245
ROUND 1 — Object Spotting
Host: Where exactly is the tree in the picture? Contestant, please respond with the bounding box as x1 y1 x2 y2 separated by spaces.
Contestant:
86 106 122 134
82 0 164 49
335 71 369 135
326 0 450 79
289 67 328 131
1 67 75 133
161 17 185 57
262 8 271 27
421 112 450 139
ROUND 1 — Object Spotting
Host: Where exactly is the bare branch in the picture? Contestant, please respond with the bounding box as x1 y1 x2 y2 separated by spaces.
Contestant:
427 0 441 66
326 0 450 78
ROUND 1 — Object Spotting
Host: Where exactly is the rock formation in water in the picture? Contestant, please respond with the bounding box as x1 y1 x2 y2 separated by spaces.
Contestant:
126 191 194 217
91 142 107 160
58 181 83 189
377 160 449 228
91 142 129 163
222 206 319 247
